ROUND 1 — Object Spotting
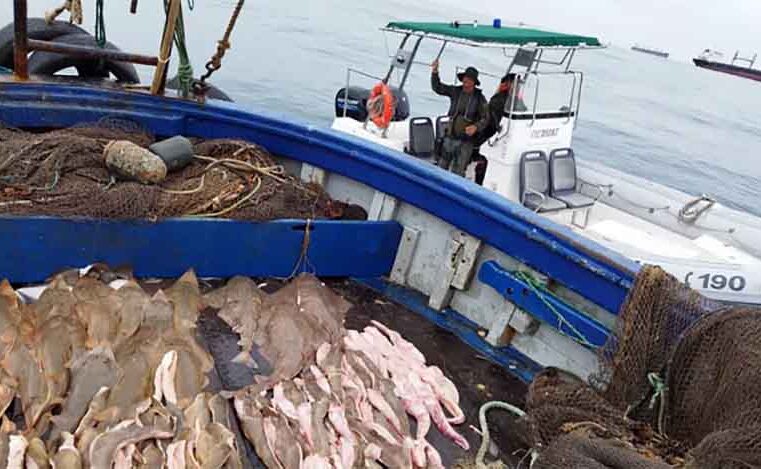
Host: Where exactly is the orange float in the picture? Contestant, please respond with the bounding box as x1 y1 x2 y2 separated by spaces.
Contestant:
367 82 394 129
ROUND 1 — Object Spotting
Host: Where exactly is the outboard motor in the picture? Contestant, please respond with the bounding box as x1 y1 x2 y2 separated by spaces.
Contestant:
335 86 410 123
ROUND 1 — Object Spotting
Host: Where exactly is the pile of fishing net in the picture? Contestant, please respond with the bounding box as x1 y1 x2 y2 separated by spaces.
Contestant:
515 266 761 469
0 118 363 221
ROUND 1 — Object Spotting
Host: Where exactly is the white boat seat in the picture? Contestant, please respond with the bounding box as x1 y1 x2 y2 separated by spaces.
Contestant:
554 191 595 208
549 148 595 208
408 117 434 158
523 193 568 211
520 150 567 212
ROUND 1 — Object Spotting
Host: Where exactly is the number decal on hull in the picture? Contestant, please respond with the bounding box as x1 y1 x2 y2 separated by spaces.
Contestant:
685 272 746 292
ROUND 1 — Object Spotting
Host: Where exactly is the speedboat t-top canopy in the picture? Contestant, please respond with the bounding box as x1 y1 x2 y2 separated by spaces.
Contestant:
384 21 603 49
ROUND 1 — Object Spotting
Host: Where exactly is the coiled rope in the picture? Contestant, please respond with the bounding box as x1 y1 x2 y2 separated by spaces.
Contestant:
475 401 527 469
678 194 716 224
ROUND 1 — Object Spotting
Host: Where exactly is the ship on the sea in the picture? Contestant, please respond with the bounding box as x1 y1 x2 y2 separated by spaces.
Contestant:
631 44 669 58
693 49 761 82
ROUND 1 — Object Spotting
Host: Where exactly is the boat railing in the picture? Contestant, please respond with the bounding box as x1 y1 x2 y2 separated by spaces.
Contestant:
503 47 577 72
341 68 387 119
495 69 583 142
731 51 757 69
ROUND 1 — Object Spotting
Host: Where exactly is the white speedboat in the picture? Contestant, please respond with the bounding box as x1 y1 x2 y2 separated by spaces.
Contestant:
332 20 761 305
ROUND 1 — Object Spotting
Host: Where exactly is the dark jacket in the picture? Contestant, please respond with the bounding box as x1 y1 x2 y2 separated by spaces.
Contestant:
489 90 528 119
431 72 489 139
474 90 529 146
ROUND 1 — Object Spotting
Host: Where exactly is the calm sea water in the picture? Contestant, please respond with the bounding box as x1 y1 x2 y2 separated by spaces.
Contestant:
3 1 761 214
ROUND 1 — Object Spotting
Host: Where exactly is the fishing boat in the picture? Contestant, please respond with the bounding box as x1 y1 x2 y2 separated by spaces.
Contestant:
0 3 759 468
631 44 669 58
332 21 761 305
693 49 761 82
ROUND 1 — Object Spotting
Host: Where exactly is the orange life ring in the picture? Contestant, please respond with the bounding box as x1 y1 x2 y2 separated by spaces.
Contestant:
367 82 394 129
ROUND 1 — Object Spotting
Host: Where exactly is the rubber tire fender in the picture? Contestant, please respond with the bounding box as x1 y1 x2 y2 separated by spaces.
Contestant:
0 18 88 69
27 33 140 84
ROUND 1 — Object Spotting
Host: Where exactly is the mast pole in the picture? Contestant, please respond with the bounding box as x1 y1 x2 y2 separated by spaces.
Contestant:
13 0 29 80
151 0 181 95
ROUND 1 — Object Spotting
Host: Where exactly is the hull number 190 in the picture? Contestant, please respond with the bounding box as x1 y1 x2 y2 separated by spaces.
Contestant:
684 272 746 292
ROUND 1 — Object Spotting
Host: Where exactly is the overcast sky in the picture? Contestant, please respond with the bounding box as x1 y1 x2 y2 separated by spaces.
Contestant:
441 0 759 62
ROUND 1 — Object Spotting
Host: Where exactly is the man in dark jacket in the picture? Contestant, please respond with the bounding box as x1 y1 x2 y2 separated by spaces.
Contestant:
470 74 528 185
431 60 489 176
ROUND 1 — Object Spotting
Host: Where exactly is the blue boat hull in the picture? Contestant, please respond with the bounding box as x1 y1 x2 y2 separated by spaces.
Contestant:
0 81 638 314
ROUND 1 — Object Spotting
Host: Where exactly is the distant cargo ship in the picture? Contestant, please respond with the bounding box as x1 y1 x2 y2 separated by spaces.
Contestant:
693 49 761 82
631 45 669 58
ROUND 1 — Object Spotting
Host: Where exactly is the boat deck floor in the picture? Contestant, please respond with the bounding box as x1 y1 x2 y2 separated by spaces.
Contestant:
195 277 529 468
546 201 759 266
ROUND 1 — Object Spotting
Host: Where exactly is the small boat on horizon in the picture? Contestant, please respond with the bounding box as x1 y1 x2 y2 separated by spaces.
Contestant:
631 44 669 58
693 49 761 82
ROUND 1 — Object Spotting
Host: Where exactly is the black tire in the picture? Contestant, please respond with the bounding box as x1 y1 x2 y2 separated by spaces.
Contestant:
27 33 140 83
0 18 88 69
166 75 234 102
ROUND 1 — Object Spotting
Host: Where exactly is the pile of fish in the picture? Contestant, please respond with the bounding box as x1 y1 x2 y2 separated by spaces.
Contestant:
0 269 243 468
0 268 469 468
209 276 469 468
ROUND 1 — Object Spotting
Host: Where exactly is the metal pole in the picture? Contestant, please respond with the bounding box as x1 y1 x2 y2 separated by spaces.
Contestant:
574 72 584 129
565 49 576 72
13 0 29 80
150 0 181 95
28 39 159 66
434 40 448 61
398 35 423 91
566 72 577 124
130 0 139 14
343 68 350 118
530 75 540 127
383 34 410 83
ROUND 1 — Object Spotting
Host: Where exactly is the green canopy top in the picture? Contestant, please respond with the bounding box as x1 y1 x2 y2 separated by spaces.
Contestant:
385 22 602 48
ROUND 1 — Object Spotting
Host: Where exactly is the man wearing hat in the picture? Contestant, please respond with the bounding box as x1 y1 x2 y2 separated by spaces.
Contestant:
431 59 489 177
469 73 529 184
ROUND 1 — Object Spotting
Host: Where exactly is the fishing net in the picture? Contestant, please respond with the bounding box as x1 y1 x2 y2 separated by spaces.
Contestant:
520 265 761 469
0 117 362 221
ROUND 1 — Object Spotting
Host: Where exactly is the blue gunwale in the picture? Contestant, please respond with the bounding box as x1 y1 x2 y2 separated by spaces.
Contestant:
479 261 611 348
0 217 403 283
0 81 639 313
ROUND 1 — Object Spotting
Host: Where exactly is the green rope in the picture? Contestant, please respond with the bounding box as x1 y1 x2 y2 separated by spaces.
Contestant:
514 270 595 348
94 0 106 47
164 0 194 97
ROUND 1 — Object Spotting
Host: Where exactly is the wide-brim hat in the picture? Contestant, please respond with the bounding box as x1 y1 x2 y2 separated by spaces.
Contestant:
457 66 481 86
